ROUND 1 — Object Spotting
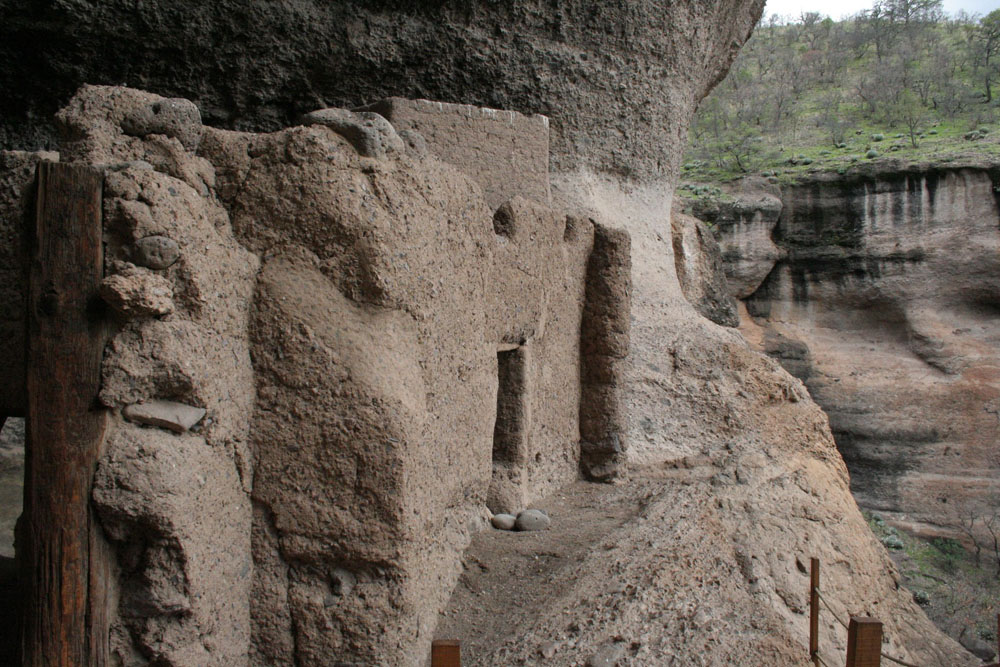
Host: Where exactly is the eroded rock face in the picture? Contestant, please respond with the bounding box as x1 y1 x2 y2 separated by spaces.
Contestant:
691 185 786 299
0 0 761 182
722 166 1000 538
671 209 739 327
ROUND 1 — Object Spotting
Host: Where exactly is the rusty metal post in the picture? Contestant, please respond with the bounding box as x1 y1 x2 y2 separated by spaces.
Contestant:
845 616 882 667
431 639 461 667
810 557 820 666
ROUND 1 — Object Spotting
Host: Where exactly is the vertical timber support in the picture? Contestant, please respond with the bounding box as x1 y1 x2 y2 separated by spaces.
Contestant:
23 162 111 665
845 617 882 667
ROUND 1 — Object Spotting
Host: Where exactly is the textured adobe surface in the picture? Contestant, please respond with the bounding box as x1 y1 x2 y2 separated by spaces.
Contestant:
362 97 551 209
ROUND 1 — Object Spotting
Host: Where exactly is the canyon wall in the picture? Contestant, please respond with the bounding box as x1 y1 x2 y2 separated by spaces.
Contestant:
716 164 1000 537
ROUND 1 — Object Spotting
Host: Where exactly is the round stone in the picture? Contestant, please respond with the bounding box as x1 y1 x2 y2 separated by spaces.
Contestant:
515 509 551 531
490 513 516 530
134 235 180 270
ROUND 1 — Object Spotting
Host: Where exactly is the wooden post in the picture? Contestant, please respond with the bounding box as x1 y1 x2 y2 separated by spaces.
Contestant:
810 557 819 666
431 639 461 667
845 617 882 667
22 162 111 666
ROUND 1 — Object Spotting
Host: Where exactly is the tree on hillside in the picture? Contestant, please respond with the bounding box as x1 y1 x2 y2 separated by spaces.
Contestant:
818 90 852 146
890 0 944 28
896 89 927 146
972 9 1000 103
856 0 943 62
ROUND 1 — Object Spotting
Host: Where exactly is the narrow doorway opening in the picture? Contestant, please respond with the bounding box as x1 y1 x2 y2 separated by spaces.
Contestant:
493 346 527 467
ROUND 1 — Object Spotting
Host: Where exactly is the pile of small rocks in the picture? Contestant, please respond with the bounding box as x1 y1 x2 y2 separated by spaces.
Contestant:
490 508 551 532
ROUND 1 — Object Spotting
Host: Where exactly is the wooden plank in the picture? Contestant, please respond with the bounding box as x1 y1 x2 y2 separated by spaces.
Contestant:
845 616 882 667
432 639 461 667
810 557 819 665
22 161 111 666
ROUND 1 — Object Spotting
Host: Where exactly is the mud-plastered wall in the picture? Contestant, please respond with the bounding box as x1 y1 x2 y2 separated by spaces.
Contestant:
5 84 629 666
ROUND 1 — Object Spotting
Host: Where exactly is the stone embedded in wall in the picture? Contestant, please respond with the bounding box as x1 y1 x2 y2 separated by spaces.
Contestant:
360 97 550 210
299 108 405 159
120 97 203 151
100 265 175 318
132 234 181 270
122 399 206 433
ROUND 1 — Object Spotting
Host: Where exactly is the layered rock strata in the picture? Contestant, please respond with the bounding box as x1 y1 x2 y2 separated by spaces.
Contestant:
715 165 1000 539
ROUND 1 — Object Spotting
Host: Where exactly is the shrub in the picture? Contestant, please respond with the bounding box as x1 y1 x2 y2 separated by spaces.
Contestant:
882 534 904 549
866 149 879 158
871 133 885 141
801 157 814 165
913 590 931 605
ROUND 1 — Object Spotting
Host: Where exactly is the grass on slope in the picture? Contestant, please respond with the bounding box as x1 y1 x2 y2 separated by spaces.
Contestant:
865 511 999 660
681 118 1000 188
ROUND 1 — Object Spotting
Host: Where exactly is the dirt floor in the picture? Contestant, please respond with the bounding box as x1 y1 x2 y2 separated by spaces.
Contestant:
435 479 646 664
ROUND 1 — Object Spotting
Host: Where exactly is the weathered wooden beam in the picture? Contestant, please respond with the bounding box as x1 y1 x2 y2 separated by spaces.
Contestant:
23 161 111 666
845 616 882 667
431 639 461 667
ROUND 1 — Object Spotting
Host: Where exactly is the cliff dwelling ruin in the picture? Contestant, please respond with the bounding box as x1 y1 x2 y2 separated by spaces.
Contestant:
0 0 989 665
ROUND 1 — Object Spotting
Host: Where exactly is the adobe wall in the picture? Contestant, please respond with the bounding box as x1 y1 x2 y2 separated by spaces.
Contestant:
361 98 551 210
9 84 629 665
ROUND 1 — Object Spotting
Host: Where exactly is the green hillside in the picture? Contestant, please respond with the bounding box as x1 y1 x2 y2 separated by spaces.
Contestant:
682 1 1000 185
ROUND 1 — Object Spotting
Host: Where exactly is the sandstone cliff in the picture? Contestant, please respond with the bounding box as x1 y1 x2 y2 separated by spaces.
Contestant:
714 162 1000 542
